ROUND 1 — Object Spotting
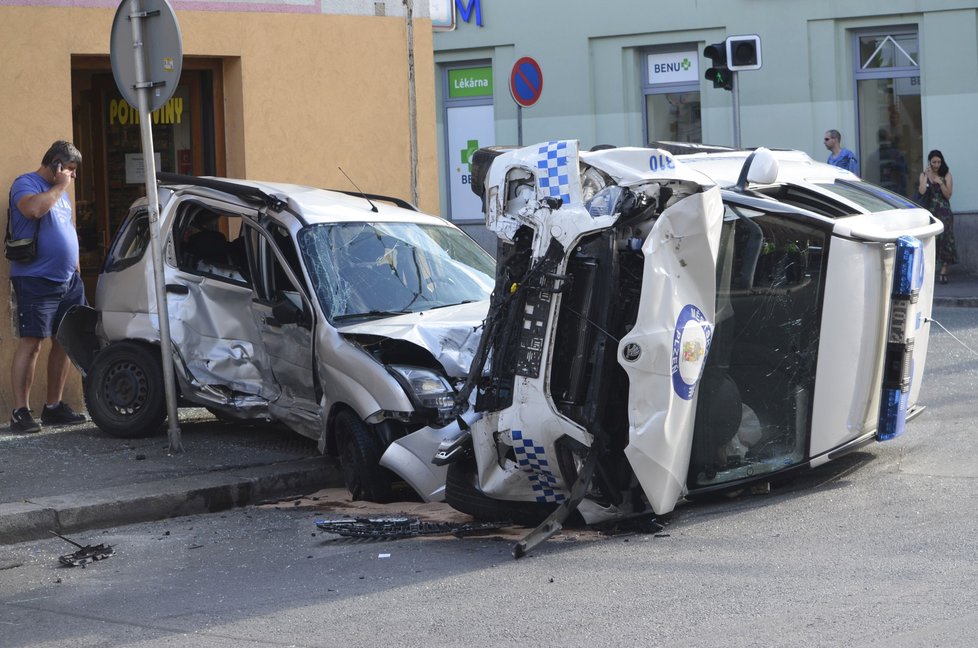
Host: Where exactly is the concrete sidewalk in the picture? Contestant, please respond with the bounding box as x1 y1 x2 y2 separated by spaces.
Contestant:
0 410 342 545
2 274 975 546
932 271 978 308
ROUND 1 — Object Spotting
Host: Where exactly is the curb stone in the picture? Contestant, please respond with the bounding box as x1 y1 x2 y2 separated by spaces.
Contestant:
0 457 342 545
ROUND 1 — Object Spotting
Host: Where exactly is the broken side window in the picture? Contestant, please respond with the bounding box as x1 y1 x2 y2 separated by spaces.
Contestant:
103 209 150 273
173 202 250 285
267 223 305 296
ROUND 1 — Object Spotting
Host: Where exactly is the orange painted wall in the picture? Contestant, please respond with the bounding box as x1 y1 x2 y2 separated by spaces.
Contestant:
0 5 437 416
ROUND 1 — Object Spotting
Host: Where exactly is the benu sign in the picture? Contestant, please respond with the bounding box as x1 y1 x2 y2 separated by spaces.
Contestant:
647 51 699 85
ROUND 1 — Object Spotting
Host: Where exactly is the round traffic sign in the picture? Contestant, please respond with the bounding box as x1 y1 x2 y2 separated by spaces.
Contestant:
110 0 183 112
510 56 543 108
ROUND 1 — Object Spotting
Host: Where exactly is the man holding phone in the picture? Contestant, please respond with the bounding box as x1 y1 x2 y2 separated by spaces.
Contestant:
7 140 87 433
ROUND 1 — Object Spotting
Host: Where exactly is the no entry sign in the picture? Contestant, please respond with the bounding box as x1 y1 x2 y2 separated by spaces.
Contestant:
510 56 543 108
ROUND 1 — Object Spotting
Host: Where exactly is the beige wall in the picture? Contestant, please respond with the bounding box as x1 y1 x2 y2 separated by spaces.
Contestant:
0 6 437 416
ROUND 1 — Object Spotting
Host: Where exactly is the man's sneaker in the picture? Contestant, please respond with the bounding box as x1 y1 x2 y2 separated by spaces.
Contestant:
10 407 41 433
40 401 87 426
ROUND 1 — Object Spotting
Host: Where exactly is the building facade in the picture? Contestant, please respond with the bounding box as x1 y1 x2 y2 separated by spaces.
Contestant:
433 0 978 267
1 0 437 416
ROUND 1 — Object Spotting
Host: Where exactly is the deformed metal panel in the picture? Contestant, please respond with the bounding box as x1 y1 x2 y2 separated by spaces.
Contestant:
167 274 277 400
618 186 724 515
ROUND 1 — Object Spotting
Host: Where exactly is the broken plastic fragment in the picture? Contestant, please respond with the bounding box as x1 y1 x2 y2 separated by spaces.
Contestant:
51 531 115 567
314 517 502 540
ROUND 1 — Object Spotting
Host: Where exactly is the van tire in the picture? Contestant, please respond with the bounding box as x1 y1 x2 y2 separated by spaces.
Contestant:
85 341 167 438
445 460 560 527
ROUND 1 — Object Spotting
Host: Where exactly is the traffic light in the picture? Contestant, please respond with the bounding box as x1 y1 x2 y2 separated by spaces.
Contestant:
703 42 732 91
726 34 762 71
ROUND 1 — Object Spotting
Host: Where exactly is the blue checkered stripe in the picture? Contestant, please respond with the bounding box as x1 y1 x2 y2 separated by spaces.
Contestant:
512 430 566 503
536 141 572 206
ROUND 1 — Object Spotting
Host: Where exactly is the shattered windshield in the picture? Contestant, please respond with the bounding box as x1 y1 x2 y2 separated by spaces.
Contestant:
298 222 495 322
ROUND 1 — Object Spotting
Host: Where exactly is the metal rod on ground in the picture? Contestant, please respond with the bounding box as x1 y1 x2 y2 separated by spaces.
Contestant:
128 0 182 452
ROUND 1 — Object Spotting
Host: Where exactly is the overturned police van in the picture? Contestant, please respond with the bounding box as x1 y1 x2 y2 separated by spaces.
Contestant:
432 141 940 555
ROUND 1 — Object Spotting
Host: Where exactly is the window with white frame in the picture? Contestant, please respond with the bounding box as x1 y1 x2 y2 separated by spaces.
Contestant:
443 62 495 221
642 47 702 145
855 28 921 198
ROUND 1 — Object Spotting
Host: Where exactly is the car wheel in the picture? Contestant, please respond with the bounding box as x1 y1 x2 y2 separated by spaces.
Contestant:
334 410 394 503
445 460 561 527
84 341 167 438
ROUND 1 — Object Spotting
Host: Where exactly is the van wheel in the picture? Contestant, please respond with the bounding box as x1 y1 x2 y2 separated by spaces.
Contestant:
85 341 166 438
445 460 561 527
334 410 393 503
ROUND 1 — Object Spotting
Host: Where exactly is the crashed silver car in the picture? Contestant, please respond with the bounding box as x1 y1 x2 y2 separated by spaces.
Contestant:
435 141 940 554
58 175 494 502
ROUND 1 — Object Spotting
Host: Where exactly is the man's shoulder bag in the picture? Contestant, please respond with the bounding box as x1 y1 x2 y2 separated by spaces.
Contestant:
5 209 39 263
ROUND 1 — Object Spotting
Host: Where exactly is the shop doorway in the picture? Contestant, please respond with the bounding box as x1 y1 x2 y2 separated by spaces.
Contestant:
854 29 921 199
71 57 226 300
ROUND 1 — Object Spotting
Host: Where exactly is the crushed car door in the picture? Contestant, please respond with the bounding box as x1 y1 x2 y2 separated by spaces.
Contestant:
166 200 277 403
618 185 724 515
249 219 320 437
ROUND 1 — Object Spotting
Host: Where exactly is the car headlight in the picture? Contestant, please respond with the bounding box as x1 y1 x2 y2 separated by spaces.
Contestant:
388 365 455 416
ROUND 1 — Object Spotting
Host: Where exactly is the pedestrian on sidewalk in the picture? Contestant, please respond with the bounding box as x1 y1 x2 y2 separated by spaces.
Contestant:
916 149 958 284
7 140 88 433
824 129 860 175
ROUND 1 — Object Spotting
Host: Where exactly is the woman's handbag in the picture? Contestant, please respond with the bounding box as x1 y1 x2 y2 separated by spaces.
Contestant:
4 209 39 262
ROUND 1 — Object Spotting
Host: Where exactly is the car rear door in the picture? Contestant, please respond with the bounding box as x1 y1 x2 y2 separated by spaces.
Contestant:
164 198 278 403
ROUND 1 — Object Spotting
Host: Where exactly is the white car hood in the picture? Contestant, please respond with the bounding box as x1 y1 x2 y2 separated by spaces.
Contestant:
338 300 489 377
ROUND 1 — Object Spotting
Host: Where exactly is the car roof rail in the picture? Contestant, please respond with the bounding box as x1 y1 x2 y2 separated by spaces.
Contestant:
330 190 419 212
157 172 287 211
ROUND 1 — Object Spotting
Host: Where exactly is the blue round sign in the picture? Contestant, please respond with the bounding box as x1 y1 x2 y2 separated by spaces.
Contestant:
510 56 544 108
670 304 713 400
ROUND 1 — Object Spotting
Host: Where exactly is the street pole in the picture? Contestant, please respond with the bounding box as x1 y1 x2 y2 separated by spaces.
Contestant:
517 105 523 147
128 0 182 452
404 0 419 207
731 71 742 149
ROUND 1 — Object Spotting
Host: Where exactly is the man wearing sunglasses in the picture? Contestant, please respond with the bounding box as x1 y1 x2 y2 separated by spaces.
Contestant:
824 129 860 175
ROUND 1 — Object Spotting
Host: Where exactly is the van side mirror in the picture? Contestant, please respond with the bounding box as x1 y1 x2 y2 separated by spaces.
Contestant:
734 147 779 191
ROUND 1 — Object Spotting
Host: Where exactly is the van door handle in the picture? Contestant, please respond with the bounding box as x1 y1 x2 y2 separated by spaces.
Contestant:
165 283 190 295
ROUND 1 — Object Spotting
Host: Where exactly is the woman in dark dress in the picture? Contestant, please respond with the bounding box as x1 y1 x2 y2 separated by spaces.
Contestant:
917 149 958 283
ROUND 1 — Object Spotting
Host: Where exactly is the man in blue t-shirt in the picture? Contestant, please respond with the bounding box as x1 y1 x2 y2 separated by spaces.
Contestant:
7 140 88 433
824 129 860 175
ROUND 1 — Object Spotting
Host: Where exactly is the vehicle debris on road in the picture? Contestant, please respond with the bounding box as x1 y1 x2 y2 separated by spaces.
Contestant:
51 531 115 567
314 516 503 540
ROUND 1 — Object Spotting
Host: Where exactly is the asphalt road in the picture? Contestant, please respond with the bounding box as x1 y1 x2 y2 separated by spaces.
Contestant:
1 306 975 648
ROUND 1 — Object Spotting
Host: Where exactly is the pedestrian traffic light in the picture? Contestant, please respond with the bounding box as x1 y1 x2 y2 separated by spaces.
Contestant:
726 34 762 71
703 42 733 91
